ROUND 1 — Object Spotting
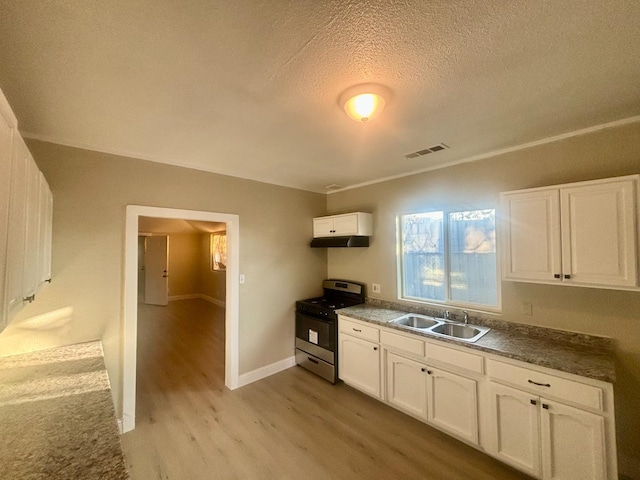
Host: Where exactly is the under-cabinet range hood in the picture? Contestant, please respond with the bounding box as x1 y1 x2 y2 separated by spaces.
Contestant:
309 236 369 248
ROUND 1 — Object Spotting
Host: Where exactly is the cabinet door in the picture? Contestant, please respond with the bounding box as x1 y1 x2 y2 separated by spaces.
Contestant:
501 190 562 282
427 366 479 445
22 155 41 298
312 217 334 237
386 352 428 420
36 173 53 288
0 108 15 329
338 333 381 398
561 180 637 287
488 382 541 478
332 214 359 235
540 399 606 480
4 136 30 320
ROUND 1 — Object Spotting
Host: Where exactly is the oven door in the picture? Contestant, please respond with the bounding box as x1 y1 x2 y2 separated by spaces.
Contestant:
295 312 335 353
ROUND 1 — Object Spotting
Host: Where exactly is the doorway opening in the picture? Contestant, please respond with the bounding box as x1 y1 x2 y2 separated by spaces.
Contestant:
123 205 240 433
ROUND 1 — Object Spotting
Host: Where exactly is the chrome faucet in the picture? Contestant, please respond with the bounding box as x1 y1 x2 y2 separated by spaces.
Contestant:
463 311 469 325
443 310 450 321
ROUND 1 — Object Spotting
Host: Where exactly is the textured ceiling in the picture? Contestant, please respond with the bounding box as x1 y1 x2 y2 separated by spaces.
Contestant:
1 1 639 193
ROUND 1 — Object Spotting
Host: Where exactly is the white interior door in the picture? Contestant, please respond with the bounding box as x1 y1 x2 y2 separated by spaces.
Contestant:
144 235 168 305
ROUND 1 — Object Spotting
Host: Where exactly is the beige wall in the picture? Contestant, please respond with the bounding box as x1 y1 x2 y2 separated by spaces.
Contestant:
326 121 640 477
199 234 226 304
167 233 201 297
0 140 328 419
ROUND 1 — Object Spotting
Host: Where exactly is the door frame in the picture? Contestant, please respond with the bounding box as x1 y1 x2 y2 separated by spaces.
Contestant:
122 205 240 433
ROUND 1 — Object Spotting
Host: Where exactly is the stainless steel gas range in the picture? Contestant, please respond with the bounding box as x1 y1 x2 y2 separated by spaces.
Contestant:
295 279 365 383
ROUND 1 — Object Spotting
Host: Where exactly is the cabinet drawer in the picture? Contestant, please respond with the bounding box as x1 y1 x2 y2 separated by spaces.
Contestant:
488 359 603 411
427 342 484 374
340 318 379 342
380 330 425 356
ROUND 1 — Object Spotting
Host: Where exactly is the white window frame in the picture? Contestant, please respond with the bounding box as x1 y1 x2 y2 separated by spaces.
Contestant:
397 209 501 313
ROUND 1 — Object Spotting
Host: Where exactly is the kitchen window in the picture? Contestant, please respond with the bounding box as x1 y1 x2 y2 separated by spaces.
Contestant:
210 232 227 271
398 209 499 310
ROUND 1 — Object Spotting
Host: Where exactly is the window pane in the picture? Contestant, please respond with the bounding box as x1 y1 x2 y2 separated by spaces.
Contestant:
401 212 445 301
448 210 497 306
210 233 227 271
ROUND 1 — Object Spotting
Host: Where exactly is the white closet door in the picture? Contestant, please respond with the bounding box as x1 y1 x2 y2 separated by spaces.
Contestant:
144 235 169 306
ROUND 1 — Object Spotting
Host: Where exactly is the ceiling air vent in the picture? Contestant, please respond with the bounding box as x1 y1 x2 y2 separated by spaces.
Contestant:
404 143 450 159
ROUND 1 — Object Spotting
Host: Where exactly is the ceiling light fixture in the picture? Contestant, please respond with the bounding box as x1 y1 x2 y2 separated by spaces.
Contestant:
338 83 391 123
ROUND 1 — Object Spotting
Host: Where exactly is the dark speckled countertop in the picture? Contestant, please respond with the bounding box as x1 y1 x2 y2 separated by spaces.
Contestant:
0 341 129 479
338 301 616 383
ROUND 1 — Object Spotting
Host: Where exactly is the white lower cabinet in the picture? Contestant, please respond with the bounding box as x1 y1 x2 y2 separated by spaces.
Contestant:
338 333 381 399
338 315 616 480
489 382 542 477
386 352 428 419
428 366 478 444
386 352 479 444
489 381 609 480
540 399 606 480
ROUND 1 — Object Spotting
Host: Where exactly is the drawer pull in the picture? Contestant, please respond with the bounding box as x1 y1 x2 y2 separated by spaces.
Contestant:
564 274 571 279
530 399 537 406
553 274 561 279
353 328 362 332
308 357 319 365
542 403 550 410
373 347 378 351
528 379 551 387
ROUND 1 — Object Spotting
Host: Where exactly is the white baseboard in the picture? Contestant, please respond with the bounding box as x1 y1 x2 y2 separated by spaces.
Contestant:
168 293 225 308
237 356 296 388
198 294 226 308
168 294 199 301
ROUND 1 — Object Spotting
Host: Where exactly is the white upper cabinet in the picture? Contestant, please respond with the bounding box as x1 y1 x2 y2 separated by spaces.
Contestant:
4 135 30 322
501 189 562 282
0 92 17 329
501 176 639 289
0 88 53 331
37 172 53 288
313 212 372 237
22 153 41 299
560 180 637 287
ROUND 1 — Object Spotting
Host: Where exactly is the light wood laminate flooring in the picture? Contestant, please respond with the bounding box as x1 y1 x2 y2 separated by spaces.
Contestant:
121 299 531 480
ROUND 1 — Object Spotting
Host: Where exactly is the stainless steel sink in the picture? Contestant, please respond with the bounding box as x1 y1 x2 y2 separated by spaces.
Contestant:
429 323 490 342
389 313 490 343
390 314 441 329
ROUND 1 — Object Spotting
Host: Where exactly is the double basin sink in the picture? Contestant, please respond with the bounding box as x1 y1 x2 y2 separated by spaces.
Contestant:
389 314 490 343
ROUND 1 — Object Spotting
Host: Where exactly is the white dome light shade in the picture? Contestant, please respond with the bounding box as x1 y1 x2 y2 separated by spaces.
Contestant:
338 83 391 123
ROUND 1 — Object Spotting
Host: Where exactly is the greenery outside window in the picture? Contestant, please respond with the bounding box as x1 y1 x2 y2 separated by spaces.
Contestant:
399 209 499 309
210 232 227 271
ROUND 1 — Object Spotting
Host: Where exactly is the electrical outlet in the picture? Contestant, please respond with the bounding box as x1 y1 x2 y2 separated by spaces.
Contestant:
521 302 533 316
372 283 381 294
